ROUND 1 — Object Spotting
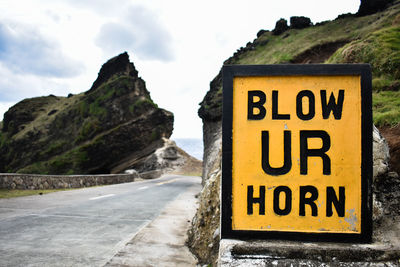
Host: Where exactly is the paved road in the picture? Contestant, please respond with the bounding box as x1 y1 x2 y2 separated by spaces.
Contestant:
0 175 200 267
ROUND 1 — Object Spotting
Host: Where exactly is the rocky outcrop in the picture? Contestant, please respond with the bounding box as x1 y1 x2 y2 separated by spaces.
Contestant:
198 71 223 122
373 125 391 178
272 18 289 35
88 52 139 92
379 124 400 175
272 16 312 36
114 138 202 178
0 52 173 175
191 2 400 265
357 0 394 16
256 29 268 38
290 16 312 29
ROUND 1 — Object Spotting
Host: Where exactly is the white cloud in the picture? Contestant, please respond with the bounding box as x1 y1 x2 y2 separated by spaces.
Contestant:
47 0 131 16
0 0 360 138
95 4 174 62
0 21 84 78
0 63 70 102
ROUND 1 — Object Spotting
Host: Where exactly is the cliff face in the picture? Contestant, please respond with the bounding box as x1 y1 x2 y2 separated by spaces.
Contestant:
190 1 400 265
0 52 174 175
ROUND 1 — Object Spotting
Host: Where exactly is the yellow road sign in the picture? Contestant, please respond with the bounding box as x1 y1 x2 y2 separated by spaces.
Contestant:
221 65 372 242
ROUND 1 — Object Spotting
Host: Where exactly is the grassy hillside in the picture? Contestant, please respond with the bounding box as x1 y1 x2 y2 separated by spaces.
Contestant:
0 53 173 174
200 0 400 127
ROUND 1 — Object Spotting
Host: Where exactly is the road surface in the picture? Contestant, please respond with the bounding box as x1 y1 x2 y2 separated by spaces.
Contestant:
0 175 201 266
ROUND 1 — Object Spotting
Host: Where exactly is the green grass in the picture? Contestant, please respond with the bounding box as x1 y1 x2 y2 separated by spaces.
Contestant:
40 140 68 158
130 98 158 114
18 147 89 175
373 91 400 126
89 101 107 118
0 131 8 147
19 162 49 175
75 119 101 143
0 188 73 199
328 26 400 81
372 76 399 91
325 24 400 127
10 94 83 141
79 100 89 117
92 76 132 101
236 9 399 65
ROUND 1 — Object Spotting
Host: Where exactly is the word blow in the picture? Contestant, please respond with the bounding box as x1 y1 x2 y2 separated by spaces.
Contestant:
247 90 345 121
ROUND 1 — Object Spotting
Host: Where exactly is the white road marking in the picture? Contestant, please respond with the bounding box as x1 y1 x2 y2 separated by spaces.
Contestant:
138 186 149 190
89 194 115 200
156 178 178 186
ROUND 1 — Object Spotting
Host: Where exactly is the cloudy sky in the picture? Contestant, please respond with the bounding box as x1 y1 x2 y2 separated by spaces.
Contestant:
0 0 359 138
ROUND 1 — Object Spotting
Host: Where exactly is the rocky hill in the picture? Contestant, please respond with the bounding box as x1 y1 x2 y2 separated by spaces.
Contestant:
190 0 400 265
0 52 176 175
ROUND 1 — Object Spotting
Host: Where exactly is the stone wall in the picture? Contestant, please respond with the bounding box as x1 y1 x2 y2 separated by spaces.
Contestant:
0 173 139 190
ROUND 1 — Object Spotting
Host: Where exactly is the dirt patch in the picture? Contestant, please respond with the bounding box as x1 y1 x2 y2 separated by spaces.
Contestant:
379 124 400 174
291 40 349 63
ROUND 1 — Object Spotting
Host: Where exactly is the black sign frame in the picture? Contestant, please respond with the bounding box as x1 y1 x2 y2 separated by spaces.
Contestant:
221 64 372 243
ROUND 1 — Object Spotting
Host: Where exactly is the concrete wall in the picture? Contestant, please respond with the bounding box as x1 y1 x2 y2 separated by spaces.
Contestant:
0 173 139 190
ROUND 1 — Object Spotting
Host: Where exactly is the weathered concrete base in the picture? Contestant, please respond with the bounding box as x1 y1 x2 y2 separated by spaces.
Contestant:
219 239 400 266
